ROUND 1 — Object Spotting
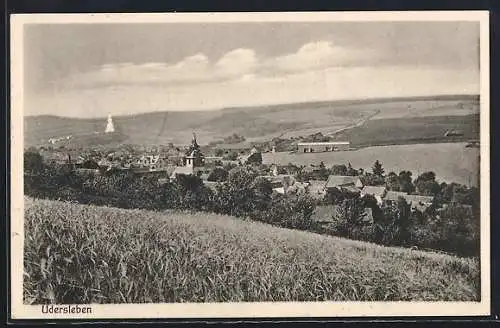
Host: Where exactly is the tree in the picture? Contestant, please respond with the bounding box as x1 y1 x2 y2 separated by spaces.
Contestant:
372 160 385 177
207 167 229 182
395 197 412 245
228 166 259 189
214 148 224 157
333 196 367 238
385 172 400 191
414 171 440 196
398 171 415 193
175 174 204 195
251 176 273 211
331 164 348 176
223 151 238 161
346 162 358 176
24 150 45 175
360 173 385 186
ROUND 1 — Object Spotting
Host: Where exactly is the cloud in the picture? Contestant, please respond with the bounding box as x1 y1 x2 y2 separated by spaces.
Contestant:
28 65 479 118
215 48 258 77
59 41 380 90
62 48 259 89
267 41 379 74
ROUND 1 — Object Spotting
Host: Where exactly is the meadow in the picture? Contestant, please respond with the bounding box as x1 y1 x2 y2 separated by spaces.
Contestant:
263 142 480 187
24 197 480 304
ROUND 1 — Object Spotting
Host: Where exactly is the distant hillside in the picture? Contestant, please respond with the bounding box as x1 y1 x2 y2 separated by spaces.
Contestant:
24 94 479 147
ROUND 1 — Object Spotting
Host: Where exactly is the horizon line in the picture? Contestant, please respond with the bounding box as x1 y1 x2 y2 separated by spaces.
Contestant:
24 93 479 120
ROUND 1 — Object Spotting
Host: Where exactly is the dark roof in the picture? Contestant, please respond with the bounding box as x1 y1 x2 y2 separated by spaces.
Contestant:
384 191 409 201
342 186 362 194
361 186 387 197
325 175 361 188
404 194 434 205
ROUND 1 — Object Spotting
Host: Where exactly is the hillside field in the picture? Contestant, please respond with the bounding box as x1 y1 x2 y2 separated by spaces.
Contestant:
331 114 479 147
24 197 480 304
264 142 480 187
24 95 479 147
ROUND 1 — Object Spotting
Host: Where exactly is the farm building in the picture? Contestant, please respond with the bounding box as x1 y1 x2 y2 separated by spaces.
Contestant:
297 141 350 153
444 129 464 137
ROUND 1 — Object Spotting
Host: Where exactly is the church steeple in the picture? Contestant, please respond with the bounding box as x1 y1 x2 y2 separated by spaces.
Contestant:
192 132 198 147
184 132 204 167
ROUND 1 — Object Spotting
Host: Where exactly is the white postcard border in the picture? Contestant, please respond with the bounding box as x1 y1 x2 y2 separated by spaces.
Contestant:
10 11 491 319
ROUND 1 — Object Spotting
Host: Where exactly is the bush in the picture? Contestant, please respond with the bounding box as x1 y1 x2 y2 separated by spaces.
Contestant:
257 194 316 231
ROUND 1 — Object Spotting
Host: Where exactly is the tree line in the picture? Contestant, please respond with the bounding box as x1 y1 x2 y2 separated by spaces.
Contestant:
24 150 480 257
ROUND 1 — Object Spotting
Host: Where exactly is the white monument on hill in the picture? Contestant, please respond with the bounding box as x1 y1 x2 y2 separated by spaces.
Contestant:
105 113 115 133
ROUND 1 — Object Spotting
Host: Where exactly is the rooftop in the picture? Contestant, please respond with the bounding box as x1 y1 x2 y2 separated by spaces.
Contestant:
384 191 409 201
404 194 435 204
361 186 387 197
325 175 361 189
170 166 194 177
297 141 350 146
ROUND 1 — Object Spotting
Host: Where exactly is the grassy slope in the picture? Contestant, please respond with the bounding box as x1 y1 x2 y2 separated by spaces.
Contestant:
333 114 479 147
24 197 480 304
24 95 478 147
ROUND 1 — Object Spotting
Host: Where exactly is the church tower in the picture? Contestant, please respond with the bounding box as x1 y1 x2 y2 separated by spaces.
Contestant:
185 132 204 167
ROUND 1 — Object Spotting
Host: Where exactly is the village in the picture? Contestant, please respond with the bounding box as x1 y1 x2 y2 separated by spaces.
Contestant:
32 114 441 226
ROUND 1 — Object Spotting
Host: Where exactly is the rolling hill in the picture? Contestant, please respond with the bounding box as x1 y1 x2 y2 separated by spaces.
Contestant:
24 94 479 148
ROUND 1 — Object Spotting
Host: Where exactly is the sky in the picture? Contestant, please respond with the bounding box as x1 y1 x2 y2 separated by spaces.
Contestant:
23 21 480 118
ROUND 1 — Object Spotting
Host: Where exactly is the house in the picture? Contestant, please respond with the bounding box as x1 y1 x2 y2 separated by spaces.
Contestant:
325 175 363 192
403 195 435 212
285 182 308 195
137 154 163 170
221 160 240 167
306 180 327 199
261 174 295 194
272 187 286 195
297 141 350 153
384 191 409 204
384 191 434 212
360 186 387 205
238 147 262 165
